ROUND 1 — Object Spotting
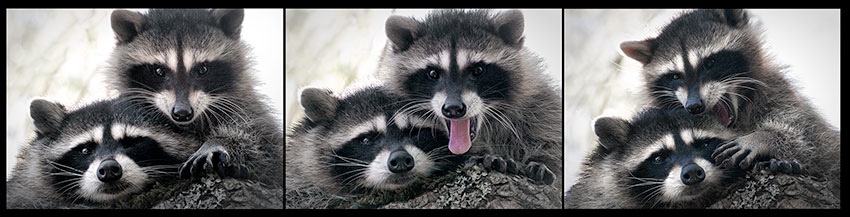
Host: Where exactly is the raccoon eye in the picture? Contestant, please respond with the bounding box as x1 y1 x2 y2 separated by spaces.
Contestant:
360 137 371 145
81 147 90 155
154 67 166 77
653 155 667 164
471 65 485 76
703 57 716 69
198 65 209 75
427 69 440 80
671 74 680 80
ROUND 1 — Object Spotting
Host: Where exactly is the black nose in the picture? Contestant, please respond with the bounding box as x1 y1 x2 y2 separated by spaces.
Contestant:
442 102 466 119
685 100 705 114
387 150 415 173
681 163 705 185
171 104 194 122
97 159 123 183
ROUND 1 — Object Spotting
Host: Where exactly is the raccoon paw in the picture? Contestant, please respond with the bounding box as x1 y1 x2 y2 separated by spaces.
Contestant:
524 162 555 185
712 137 764 170
755 159 802 175
179 141 248 180
470 154 518 174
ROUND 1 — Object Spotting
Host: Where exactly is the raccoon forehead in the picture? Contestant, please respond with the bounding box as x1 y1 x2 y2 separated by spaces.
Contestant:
333 115 387 147
399 48 507 73
625 133 675 169
649 33 746 76
50 126 105 158
391 112 440 130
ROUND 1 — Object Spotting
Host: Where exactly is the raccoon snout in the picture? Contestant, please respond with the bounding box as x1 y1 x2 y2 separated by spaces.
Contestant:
97 159 123 183
685 98 705 114
442 102 467 119
680 163 705 185
171 103 194 122
387 150 415 173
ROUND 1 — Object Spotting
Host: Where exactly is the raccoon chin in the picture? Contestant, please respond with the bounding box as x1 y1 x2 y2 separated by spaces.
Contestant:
445 118 478 155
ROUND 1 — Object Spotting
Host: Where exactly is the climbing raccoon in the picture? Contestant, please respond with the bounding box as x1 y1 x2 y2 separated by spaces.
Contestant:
379 9 563 186
106 8 283 186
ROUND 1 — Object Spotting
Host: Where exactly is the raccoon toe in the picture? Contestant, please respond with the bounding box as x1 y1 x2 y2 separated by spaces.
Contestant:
524 162 555 185
483 155 507 173
757 159 802 175
712 142 741 165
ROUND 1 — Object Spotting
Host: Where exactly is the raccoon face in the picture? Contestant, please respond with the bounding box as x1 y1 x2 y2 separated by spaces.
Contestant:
626 131 725 205
593 109 742 208
330 113 451 191
297 87 458 192
620 9 765 128
109 9 248 127
383 9 527 155
31 99 184 203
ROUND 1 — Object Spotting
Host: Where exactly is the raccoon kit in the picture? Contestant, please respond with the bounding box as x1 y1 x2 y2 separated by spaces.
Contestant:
620 9 840 191
380 9 563 186
565 108 745 208
106 9 283 186
6 99 198 209
286 86 463 196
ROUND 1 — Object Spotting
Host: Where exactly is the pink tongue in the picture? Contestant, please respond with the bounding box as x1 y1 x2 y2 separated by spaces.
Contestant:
448 119 471 154
714 104 732 127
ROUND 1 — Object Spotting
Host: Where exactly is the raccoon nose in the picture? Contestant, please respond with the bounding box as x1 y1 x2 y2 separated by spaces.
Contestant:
172 106 194 122
681 163 706 185
442 103 467 119
387 150 415 173
685 100 705 114
97 159 123 183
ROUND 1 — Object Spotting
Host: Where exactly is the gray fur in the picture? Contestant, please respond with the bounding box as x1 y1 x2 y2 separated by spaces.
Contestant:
105 9 283 187
566 108 742 208
622 9 840 197
7 98 199 209
286 85 461 204
379 9 563 190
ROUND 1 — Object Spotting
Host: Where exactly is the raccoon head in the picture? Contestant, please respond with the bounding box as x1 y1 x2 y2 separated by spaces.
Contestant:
381 9 535 155
620 9 767 128
108 9 252 127
295 86 457 193
592 109 742 208
31 99 185 203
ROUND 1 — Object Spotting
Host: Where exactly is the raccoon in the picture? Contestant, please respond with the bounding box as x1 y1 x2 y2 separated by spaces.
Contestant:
380 9 563 186
286 85 462 197
619 9 840 194
565 108 745 208
106 9 283 186
6 98 198 208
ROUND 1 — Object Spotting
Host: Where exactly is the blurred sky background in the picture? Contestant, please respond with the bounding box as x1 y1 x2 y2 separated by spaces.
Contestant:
5 9 283 179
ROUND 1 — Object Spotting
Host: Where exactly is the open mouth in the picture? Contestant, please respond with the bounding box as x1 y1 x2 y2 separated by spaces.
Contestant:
711 99 734 127
445 117 478 155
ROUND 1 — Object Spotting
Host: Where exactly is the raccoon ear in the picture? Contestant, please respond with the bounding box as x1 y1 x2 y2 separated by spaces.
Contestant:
111 10 146 44
30 99 66 135
385 15 421 52
620 39 655 65
300 88 339 123
594 117 631 151
492 9 525 46
718 9 749 28
212 9 244 39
